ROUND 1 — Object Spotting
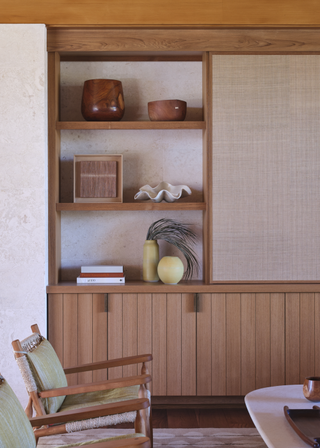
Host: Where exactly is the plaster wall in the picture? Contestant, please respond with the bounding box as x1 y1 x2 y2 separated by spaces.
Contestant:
0 24 47 406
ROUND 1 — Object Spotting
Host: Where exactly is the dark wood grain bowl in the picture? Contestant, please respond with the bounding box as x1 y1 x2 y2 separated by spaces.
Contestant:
148 99 187 121
81 79 125 121
303 377 320 402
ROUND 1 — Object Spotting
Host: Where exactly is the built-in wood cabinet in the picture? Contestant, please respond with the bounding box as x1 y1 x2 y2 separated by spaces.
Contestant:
47 28 320 403
48 291 320 401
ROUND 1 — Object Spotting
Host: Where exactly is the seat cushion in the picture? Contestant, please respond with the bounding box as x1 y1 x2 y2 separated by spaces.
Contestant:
59 385 140 412
57 433 145 447
0 376 36 448
27 338 68 414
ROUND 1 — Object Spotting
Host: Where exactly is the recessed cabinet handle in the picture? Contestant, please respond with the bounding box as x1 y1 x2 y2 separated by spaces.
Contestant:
194 293 199 312
104 294 108 313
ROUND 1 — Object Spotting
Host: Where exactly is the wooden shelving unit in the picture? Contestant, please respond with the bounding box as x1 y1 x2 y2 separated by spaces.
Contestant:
47 27 320 402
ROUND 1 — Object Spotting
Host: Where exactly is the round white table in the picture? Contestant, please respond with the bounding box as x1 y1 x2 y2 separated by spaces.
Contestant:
245 385 317 448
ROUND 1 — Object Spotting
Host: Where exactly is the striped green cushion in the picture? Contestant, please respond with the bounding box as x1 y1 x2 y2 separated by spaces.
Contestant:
27 339 68 414
60 385 140 412
59 433 145 447
0 377 36 448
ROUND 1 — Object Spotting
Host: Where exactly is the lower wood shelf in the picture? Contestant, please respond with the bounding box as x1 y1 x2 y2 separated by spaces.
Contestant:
46 280 320 294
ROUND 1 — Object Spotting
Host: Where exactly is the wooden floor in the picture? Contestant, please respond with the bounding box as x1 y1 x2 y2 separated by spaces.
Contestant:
116 408 255 429
152 408 255 428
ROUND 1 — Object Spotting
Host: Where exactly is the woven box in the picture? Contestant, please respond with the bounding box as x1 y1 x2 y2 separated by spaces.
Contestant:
74 155 123 203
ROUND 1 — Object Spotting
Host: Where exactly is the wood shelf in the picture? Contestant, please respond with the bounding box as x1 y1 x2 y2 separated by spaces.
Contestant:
56 121 206 130
56 202 206 211
46 280 320 294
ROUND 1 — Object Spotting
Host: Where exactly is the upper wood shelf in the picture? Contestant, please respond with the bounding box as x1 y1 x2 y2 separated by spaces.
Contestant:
57 121 205 130
57 202 206 211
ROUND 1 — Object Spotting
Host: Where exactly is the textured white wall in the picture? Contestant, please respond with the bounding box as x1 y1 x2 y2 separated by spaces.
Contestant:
0 24 47 405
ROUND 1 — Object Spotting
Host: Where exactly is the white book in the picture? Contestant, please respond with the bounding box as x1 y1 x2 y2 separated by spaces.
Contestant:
77 276 125 284
81 265 123 273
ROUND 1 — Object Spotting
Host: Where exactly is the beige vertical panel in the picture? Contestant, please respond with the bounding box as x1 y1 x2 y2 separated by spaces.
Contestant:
181 293 196 396
108 294 123 379
299 293 315 382
48 294 63 364
63 294 78 385
226 294 241 395
166 294 182 396
77 294 93 384
138 294 152 393
255 294 271 389
211 55 320 281
270 293 285 386
92 294 108 382
211 293 226 395
315 294 320 376
240 294 256 395
197 293 212 395
123 294 138 378
286 293 300 384
152 294 166 395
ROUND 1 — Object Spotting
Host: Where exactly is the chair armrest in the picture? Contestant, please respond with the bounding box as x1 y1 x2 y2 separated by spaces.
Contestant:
39 373 151 398
30 397 149 426
64 354 152 374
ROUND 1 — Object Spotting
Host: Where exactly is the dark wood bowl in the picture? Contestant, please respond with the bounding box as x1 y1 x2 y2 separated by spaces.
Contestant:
148 99 187 121
81 79 125 121
303 377 320 402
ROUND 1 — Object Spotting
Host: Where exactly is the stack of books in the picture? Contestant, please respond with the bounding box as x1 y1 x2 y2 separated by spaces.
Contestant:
77 265 125 284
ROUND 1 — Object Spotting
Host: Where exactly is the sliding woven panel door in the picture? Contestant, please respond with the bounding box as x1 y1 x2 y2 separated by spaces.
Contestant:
211 55 320 280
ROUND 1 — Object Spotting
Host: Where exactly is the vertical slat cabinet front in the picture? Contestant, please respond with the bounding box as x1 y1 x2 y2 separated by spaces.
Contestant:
166 294 182 395
107 294 123 379
286 292 316 383
270 293 285 386
152 294 167 395
240 294 256 395
48 293 63 364
77 294 93 384
138 294 152 393
255 293 271 390
226 294 241 395
92 294 108 382
63 293 78 385
197 293 212 395
181 294 196 396
123 294 138 378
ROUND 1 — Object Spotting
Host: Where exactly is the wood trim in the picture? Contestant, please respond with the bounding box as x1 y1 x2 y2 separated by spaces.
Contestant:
47 281 320 294
48 28 320 54
48 52 61 284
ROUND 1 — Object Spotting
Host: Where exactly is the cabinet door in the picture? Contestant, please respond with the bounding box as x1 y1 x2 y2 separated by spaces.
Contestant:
152 293 196 396
286 293 319 384
196 293 285 396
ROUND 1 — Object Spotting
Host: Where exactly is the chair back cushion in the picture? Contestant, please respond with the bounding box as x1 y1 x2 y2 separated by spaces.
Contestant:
27 338 68 414
0 375 36 448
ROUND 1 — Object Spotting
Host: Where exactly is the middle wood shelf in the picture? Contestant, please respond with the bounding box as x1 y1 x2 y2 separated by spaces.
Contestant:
56 202 206 211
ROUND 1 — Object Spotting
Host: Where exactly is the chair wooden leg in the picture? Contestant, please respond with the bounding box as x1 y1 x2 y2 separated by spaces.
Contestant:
135 384 152 447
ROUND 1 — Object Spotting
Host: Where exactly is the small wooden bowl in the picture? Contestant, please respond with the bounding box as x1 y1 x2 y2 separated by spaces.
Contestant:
148 99 187 121
303 377 320 402
81 79 125 121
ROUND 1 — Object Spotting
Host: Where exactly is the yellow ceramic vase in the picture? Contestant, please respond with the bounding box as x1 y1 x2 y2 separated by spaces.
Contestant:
157 256 184 284
143 240 159 282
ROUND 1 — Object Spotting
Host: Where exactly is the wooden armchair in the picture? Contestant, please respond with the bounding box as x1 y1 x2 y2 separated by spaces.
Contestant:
12 324 152 444
0 372 150 447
